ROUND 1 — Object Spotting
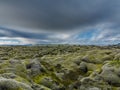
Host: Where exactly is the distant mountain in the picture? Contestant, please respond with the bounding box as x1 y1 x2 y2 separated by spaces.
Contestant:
115 43 120 46
110 43 120 48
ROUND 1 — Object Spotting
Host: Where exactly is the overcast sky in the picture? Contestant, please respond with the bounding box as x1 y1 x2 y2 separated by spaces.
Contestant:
0 0 120 45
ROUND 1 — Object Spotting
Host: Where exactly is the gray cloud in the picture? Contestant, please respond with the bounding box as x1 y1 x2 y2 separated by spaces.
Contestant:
0 0 120 45
0 0 119 31
0 26 71 45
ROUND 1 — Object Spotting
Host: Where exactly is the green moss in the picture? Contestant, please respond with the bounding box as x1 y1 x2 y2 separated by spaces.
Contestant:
32 74 47 84
96 64 102 72
48 72 60 82
85 71 93 76
14 66 27 79
109 60 120 67
0 69 6 74
62 79 73 87
112 86 118 90
15 76 30 85
0 60 10 69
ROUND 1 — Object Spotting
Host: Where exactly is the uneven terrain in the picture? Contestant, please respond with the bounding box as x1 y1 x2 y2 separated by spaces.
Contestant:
0 45 120 90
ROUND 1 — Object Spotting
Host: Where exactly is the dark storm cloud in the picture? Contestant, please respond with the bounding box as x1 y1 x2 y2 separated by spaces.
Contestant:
0 0 119 31
0 26 70 44
0 27 52 39
0 0 120 45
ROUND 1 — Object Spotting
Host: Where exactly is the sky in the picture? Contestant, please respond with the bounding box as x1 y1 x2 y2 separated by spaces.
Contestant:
0 0 120 45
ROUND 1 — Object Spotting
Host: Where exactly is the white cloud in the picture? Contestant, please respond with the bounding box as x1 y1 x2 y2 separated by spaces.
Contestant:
48 33 70 40
0 37 36 45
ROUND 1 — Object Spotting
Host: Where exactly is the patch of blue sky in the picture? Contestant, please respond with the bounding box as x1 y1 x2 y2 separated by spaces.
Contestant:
75 29 97 40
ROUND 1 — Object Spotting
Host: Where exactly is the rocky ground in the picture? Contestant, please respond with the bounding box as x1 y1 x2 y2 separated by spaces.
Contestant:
0 45 120 90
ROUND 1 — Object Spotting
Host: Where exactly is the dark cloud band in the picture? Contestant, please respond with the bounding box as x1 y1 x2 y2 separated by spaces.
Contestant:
0 0 119 30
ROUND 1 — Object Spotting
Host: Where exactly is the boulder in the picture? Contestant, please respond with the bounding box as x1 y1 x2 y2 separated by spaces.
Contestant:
0 77 33 90
100 63 120 86
79 62 88 73
26 59 46 76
